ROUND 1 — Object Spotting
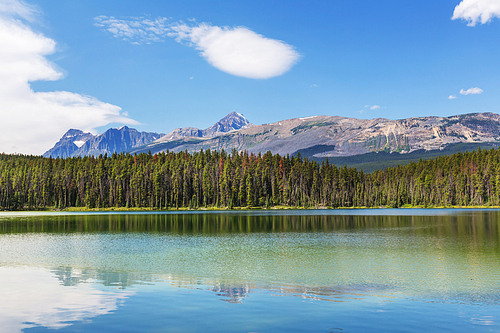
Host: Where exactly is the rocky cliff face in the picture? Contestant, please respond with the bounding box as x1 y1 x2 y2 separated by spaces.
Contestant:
44 127 164 158
131 112 500 157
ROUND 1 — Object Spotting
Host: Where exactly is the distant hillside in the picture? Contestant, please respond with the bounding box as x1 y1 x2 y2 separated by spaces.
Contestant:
312 142 500 173
132 112 500 160
46 112 500 171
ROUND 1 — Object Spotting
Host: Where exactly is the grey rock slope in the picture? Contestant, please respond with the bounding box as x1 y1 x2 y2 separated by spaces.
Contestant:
132 112 500 157
44 127 164 158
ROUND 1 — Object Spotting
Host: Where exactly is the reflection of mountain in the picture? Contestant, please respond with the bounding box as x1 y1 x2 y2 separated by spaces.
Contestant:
52 266 150 288
1 211 499 312
208 283 392 303
210 283 251 303
269 283 394 303
48 267 394 304
0 260 498 333
0 265 388 333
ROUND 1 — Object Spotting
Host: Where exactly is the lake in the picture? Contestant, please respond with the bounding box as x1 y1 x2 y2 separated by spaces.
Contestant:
0 209 499 332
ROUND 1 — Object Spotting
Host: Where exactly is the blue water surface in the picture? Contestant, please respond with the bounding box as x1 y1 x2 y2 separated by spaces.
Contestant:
0 209 499 332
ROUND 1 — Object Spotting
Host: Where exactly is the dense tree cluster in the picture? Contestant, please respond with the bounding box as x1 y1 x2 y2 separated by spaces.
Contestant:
0 147 499 210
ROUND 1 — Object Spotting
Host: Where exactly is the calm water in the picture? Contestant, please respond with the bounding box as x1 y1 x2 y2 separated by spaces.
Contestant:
0 209 499 332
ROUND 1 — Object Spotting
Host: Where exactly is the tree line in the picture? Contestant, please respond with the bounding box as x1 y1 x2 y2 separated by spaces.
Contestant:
0 147 499 210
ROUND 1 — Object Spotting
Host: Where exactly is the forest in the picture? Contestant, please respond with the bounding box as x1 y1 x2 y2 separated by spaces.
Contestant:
0 147 498 210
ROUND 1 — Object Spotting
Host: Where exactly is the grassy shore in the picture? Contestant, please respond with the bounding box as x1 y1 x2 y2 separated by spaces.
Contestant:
3 204 500 212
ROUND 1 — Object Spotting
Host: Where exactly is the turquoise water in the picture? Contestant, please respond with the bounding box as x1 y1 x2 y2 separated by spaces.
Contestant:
0 209 499 332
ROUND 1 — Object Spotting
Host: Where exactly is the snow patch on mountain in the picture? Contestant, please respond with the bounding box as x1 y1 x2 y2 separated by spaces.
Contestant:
73 141 86 148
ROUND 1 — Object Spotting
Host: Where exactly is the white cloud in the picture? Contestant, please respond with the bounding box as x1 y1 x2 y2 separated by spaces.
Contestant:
0 0 38 21
0 2 137 155
460 87 484 95
452 0 500 26
95 16 301 79
169 23 300 79
448 95 457 99
360 105 384 113
0 267 133 332
94 15 170 44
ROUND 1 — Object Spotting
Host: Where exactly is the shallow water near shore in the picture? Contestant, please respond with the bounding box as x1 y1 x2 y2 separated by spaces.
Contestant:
0 209 499 332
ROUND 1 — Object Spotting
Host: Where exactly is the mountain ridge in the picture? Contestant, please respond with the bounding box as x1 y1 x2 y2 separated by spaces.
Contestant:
43 111 251 158
132 112 500 158
155 111 252 142
44 127 164 158
45 112 500 163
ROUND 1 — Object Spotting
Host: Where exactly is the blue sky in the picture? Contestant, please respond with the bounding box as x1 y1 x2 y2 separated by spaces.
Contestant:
1 0 500 154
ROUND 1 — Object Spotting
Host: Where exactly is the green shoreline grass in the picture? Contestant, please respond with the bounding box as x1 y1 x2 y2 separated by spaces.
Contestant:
3 204 500 212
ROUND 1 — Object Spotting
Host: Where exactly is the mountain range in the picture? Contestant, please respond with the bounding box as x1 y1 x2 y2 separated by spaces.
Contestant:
43 126 164 158
130 111 500 156
45 111 500 170
156 111 252 142
43 111 251 158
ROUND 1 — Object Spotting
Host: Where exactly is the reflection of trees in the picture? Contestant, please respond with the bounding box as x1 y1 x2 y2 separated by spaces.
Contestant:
2 211 499 307
2 212 500 247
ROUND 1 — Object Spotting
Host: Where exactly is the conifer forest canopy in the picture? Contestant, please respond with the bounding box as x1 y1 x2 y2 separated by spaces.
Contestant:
0 148 497 210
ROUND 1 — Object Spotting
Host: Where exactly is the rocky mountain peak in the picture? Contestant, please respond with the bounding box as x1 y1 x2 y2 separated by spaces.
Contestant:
219 111 250 129
62 129 88 138
219 111 249 127
43 129 95 158
204 111 251 137
44 127 164 158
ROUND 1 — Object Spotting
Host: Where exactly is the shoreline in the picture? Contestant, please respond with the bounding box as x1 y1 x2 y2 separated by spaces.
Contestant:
3 205 500 212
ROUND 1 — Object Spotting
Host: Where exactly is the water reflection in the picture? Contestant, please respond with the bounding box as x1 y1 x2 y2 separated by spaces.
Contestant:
1 211 499 245
0 210 499 332
0 267 134 333
52 266 151 288
210 283 251 303
0 265 396 333
1 264 498 333
269 283 395 303
0 211 499 299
